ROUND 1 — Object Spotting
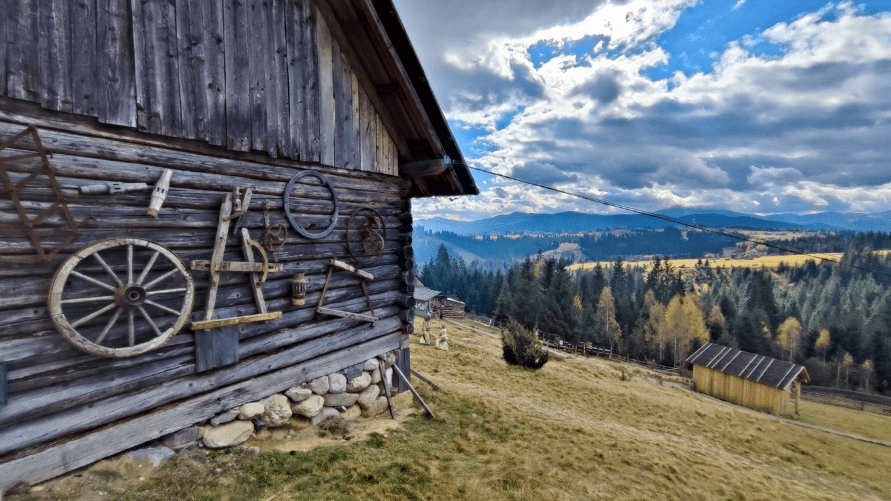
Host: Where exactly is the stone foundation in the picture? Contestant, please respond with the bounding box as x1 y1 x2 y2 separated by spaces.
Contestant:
161 351 402 450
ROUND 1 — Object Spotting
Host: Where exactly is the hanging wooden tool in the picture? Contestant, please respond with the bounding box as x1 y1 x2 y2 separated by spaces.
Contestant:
316 259 377 323
190 188 283 331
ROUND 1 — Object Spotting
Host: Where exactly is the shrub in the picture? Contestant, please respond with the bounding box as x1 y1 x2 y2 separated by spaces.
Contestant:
501 319 548 369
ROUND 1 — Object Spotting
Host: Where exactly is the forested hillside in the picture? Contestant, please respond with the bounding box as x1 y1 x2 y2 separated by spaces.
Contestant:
419 241 891 395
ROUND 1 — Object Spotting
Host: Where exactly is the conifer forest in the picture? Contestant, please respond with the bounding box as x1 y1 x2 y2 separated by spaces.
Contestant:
420 238 891 395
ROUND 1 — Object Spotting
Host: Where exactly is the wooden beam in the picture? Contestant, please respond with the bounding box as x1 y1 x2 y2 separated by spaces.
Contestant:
0 333 403 492
190 312 282 331
316 306 376 323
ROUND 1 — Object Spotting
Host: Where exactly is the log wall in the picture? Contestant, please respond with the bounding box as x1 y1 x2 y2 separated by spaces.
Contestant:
0 104 412 483
0 0 399 174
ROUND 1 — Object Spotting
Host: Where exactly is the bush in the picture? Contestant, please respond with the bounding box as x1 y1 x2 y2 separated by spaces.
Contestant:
501 319 548 369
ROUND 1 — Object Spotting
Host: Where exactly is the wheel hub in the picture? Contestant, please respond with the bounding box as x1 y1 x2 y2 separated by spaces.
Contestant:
115 283 147 308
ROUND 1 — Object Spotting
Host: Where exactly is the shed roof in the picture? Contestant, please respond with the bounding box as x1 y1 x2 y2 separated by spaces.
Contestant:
414 286 443 302
687 343 809 390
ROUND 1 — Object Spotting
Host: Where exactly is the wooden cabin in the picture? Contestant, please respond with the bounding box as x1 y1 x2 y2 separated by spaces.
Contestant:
438 297 466 319
413 285 443 316
0 0 476 490
687 343 810 415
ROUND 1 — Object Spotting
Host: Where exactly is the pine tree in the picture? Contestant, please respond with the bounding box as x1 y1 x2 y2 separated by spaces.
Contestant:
596 287 620 357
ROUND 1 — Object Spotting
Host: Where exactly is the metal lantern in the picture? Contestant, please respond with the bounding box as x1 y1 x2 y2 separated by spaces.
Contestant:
292 273 307 306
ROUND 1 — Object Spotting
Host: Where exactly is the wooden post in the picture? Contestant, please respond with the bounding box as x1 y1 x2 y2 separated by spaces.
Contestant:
794 380 801 415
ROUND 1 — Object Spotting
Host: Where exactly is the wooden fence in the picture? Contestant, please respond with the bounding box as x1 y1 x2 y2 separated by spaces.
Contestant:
473 316 693 379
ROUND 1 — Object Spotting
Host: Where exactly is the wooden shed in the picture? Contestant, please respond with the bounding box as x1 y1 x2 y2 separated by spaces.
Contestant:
0 0 476 490
687 343 810 415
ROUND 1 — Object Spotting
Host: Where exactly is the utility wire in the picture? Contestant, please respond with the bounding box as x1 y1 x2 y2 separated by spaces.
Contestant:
461 163 891 277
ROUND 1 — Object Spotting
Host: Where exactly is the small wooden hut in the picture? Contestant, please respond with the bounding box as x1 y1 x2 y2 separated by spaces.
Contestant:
0 0 476 490
687 343 810 415
413 285 443 315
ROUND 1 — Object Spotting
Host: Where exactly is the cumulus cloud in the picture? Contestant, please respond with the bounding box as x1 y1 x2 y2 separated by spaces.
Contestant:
394 0 891 219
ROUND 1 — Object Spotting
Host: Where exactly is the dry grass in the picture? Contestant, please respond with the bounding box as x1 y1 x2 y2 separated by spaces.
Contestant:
796 399 891 444
19 319 891 501
568 250 891 274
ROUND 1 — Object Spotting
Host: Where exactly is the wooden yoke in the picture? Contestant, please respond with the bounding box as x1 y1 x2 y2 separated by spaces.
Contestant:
190 188 283 331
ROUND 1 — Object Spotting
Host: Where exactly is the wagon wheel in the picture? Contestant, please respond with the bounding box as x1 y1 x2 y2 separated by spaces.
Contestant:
48 238 195 358
346 207 387 266
283 170 339 239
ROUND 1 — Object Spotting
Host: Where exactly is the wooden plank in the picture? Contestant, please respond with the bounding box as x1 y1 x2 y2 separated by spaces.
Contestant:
376 113 384 175
316 7 334 166
285 0 305 159
0 2 7 95
247 0 268 154
395 346 410 393
316 306 376 323
0 362 6 408
0 332 402 491
70 0 98 116
6 0 41 102
266 0 288 158
223 0 251 151
0 318 401 456
301 0 320 162
96 0 136 127
331 39 346 168
359 85 373 172
132 0 182 136
38 0 73 112
350 70 361 170
191 312 282 331
174 0 200 140
196 307 243 372
200 0 227 147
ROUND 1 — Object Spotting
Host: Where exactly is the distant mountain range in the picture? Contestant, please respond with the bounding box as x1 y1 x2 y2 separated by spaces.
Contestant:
416 208 891 235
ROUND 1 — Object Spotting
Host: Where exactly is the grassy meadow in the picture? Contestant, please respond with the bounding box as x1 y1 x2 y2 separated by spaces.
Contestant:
16 319 891 501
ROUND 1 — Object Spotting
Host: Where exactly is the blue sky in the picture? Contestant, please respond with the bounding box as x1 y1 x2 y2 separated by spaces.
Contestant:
393 0 891 221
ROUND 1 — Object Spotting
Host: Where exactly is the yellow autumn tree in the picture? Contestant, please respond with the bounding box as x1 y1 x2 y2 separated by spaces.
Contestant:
776 317 803 362
815 329 831 362
660 293 709 366
595 286 620 358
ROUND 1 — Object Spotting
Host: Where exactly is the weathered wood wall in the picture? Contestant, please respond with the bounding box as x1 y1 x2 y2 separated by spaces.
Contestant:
0 105 412 456
693 365 791 415
0 0 399 174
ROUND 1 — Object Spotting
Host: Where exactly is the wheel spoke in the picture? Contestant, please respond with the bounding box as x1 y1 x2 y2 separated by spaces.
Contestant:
127 244 134 283
128 310 135 347
95 308 123 344
61 295 115 304
71 302 118 328
70 271 117 293
145 299 182 316
93 252 123 286
136 251 161 285
143 268 178 290
138 306 163 337
146 287 188 295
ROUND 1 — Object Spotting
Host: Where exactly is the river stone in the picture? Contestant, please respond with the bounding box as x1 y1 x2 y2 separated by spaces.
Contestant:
363 359 378 371
363 396 390 417
202 421 254 449
238 402 265 420
384 367 393 387
340 404 361 420
261 394 293 427
370 367 382 384
323 392 359 407
210 409 239 426
346 372 372 393
310 376 329 395
285 386 313 403
310 407 340 426
291 395 324 418
357 384 380 409
383 352 396 367
328 373 347 394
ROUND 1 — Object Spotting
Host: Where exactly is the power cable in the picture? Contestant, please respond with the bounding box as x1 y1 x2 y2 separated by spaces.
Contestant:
459 163 891 277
